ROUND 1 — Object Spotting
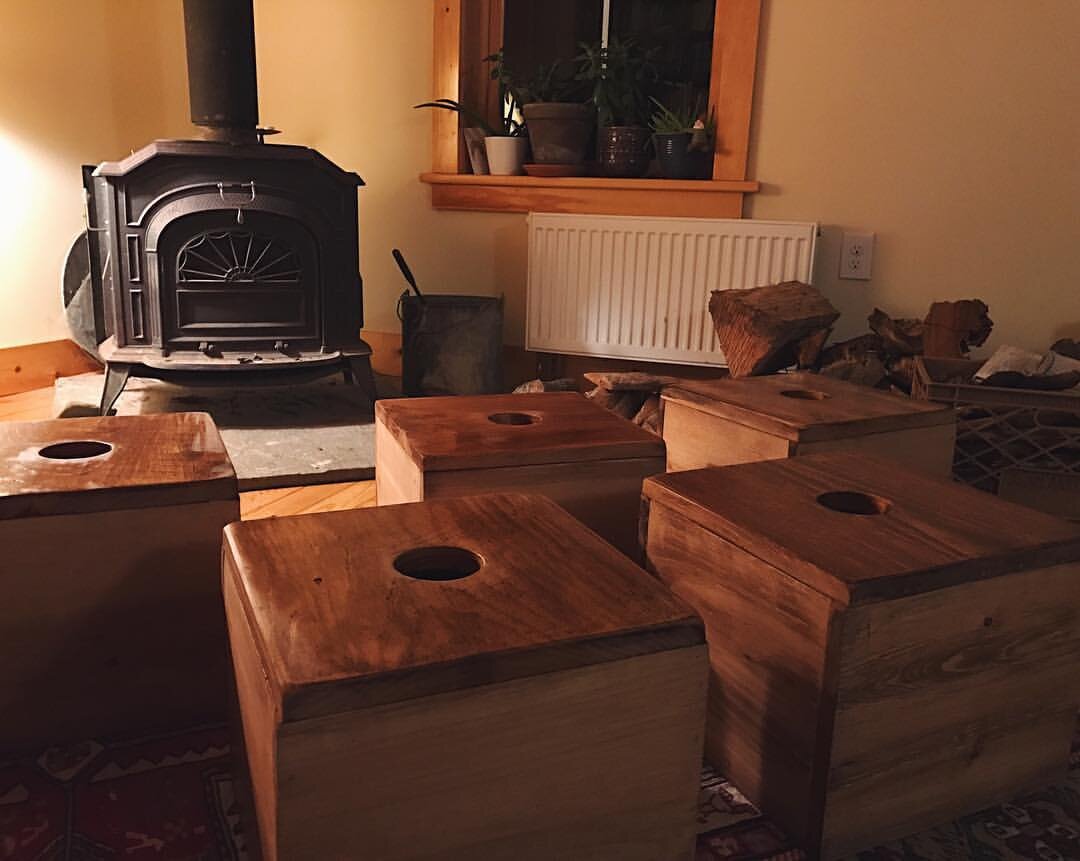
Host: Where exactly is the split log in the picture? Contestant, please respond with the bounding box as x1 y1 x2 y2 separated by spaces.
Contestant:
868 308 924 356
817 333 886 368
795 328 831 369
583 371 678 392
923 300 992 358
585 386 648 420
512 377 578 394
632 395 663 436
1051 339 1080 361
885 355 919 393
818 355 888 388
709 281 839 378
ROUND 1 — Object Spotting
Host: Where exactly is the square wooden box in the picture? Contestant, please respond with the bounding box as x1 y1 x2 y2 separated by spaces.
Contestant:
661 372 956 476
224 493 707 860
642 453 1080 858
0 412 239 753
375 392 666 555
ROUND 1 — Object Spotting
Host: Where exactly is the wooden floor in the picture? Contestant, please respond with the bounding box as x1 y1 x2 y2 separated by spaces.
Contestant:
0 386 379 519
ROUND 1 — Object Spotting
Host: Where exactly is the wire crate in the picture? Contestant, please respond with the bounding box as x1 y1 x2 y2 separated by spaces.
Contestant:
912 357 1080 518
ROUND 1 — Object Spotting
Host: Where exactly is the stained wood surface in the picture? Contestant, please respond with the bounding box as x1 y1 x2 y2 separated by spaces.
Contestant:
272 648 707 861
224 493 702 721
822 561 1080 854
376 392 663 471
0 339 101 397
643 452 1080 605
240 480 376 520
644 502 839 849
709 0 762 182
664 372 954 443
1 499 238 752
0 412 236 519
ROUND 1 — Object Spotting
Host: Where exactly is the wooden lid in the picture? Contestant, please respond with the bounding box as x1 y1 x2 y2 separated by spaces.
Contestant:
643 452 1080 606
375 392 664 470
224 493 703 721
662 373 954 442
0 412 237 519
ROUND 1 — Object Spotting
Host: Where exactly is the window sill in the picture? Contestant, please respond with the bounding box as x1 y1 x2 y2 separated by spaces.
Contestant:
419 172 760 217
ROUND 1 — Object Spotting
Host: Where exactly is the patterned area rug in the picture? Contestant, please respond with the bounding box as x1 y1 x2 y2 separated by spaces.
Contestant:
2 724 1078 859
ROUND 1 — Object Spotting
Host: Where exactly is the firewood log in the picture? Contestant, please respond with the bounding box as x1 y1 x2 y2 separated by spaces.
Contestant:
868 308 925 356
583 371 678 392
923 300 992 358
512 378 578 394
585 386 648 420
632 395 663 436
708 281 839 378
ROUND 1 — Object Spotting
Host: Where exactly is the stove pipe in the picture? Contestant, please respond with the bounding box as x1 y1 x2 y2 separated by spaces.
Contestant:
182 0 260 143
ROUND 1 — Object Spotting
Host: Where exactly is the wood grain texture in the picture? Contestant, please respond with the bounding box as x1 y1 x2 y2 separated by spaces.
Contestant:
0 387 53 423
644 503 840 849
663 397 791 471
226 493 707 860
0 412 236 519
709 0 762 182
240 480 377 520
224 493 702 720
0 498 239 753
0 339 101 397
643 456 1080 857
665 373 955 443
822 562 1080 855
431 0 462 173
273 648 707 861
643 453 1080 606
425 175 748 217
376 392 663 471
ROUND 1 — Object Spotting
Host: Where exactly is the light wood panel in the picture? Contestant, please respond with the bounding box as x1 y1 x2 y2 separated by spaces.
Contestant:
225 493 707 859
431 0 462 173
642 453 1080 857
0 339 101 397
240 480 377 520
423 172 751 216
709 0 763 181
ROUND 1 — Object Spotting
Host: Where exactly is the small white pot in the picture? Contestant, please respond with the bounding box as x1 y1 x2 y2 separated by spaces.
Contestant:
484 136 527 176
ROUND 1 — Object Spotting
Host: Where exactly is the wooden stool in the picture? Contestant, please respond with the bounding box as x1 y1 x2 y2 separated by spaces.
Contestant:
0 412 238 752
224 493 707 860
661 372 956 475
641 453 1080 858
375 392 665 555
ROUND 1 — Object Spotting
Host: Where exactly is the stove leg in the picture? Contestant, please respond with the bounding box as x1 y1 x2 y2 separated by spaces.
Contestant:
99 363 132 416
342 355 377 404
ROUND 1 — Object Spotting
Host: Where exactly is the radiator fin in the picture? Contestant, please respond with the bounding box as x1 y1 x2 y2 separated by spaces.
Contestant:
527 214 817 366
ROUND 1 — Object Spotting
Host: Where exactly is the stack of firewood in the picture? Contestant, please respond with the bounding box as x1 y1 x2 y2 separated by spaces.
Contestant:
583 372 676 436
708 280 993 392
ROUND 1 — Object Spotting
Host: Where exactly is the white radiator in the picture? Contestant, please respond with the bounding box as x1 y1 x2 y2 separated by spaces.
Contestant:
526 213 818 366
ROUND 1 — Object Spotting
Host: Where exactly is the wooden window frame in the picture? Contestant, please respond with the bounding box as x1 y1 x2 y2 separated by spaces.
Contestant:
422 0 762 217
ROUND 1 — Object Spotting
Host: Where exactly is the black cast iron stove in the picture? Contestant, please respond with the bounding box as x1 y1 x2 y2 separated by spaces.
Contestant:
83 0 374 414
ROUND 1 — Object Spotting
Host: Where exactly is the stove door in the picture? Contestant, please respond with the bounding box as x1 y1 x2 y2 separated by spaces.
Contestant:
159 211 321 350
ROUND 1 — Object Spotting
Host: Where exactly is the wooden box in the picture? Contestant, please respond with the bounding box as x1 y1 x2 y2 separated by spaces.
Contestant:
0 412 239 752
661 372 956 475
224 493 707 861
375 392 666 555
641 452 1080 858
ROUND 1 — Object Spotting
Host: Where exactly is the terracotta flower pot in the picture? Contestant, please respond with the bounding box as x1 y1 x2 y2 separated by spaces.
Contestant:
522 103 594 168
484 136 528 176
599 126 651 178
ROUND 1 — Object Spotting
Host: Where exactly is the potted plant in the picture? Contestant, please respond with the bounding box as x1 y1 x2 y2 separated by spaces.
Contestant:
497 57 593 172
649 97 715 180
414 94 527 176
576 36 658 178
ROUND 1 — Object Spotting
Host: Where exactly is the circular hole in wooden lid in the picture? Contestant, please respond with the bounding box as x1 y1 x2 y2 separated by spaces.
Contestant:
393 546 484 581
488 411 540 426
816 490 892 516
780 389 831 400
37 441 113 460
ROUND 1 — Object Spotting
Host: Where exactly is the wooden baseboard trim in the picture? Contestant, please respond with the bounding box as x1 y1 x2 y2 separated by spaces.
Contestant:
0 340 102 398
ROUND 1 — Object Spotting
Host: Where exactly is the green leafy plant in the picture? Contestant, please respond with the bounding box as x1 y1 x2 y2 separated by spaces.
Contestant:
649 96 716 149
575 36 659 127
486 51 586 106
413 97 523 137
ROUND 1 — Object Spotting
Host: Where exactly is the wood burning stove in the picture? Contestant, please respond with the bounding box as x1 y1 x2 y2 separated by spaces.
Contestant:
82 0 374 414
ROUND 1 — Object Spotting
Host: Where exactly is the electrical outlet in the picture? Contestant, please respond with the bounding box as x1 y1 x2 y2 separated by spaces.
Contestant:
839 231 875 280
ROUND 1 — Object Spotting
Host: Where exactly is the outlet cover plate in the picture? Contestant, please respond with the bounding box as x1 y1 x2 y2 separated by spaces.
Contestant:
839 231 874 280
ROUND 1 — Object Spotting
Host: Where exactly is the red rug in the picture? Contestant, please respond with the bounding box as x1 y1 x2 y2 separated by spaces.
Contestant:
2 723 1079 859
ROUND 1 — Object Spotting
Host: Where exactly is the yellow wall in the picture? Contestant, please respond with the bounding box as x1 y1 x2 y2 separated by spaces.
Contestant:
1 0 1077 353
